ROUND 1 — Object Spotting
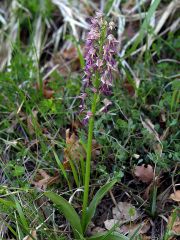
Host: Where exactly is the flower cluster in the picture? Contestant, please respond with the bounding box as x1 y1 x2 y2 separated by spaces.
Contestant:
80 12 118 124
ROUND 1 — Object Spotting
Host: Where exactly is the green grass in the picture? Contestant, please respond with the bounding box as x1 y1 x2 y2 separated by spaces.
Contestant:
0 0 179 239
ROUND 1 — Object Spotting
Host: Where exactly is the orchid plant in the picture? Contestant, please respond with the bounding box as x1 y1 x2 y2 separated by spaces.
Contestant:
45 12 125 240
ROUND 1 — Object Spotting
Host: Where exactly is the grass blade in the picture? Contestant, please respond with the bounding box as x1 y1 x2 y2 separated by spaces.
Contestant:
127 0 161 56
53 150 71 189
69 158 79 187
13 196 29 230
0 198 16 208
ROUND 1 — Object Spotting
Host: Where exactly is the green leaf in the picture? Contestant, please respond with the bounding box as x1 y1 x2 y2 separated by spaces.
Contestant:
44 191 83 238
83 179 117 232
87 231 129 240
0 198 16 208
13 197 29 230
69 158 80 187
12 165 25 177
127 0 161 56
104 0 114 14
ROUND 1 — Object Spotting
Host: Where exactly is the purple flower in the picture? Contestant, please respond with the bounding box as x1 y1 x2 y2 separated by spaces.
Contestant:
100 84 112 96
80 12 118 124
82 111 93 125
79 93 87 112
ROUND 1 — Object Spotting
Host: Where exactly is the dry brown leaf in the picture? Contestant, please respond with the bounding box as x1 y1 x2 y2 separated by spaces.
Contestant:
62 46 78 60
43 79 55 99
123 81 135 96
112 202 139 222
140 235 151 240
36 79 55 99
71 120 82 131
120 220 150 235
104 219 118 231
62 46 80 72
63 129 86 170
172 221 180 235
104 219 150 235
32 169 59 190
169 190 180 202
23 230 37 240
52 54 69 76
168 214 180 235
134 164 154 183
43 88 55 99
63 129 101 170
63 128 101 170
52 45 80 76
91 227 106 235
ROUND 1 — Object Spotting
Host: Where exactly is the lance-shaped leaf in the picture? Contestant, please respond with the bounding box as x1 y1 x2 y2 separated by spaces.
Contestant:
83 179 117 232
45 191 83 238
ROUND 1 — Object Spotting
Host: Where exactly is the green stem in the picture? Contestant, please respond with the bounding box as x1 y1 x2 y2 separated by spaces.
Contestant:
82 92 98 231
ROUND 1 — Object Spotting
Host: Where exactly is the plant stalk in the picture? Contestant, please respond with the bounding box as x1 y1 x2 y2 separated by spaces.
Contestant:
82 92 98 231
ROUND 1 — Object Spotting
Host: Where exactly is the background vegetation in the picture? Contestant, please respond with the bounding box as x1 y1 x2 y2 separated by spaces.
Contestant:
0 0 179 239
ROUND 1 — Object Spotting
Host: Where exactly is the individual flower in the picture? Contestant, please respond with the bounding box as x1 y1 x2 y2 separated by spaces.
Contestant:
82 111 93 125
79 93 87 113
